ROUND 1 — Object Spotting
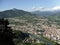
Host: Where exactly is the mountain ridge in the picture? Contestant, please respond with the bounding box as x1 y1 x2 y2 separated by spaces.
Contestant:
0 8 60 18
0 8 32 18
31 10 60 16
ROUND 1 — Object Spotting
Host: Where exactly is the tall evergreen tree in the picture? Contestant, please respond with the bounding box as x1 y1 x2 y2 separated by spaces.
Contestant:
0 18 15 45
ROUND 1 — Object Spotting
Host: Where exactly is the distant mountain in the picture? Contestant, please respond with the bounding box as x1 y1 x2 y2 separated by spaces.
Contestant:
31 10 60 16
0 8 60 18
0 8 32 18
48 12 60 20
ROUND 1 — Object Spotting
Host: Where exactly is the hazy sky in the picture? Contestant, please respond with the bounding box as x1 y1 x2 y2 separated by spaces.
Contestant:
0 0 60 11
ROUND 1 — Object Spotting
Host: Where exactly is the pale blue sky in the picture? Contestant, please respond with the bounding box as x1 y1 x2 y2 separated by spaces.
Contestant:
0 0 60 11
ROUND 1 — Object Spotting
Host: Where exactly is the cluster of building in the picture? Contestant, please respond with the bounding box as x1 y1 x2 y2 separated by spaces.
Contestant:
23 37 40 43
8 18 60 43
42 25 60 43
8 24 60 44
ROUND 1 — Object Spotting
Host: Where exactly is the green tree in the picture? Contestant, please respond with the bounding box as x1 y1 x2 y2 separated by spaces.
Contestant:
0 18 15 45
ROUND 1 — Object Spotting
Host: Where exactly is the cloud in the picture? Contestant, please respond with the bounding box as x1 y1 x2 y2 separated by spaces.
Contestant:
52 6 60 10
32 7 45 11
31 6 60 11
